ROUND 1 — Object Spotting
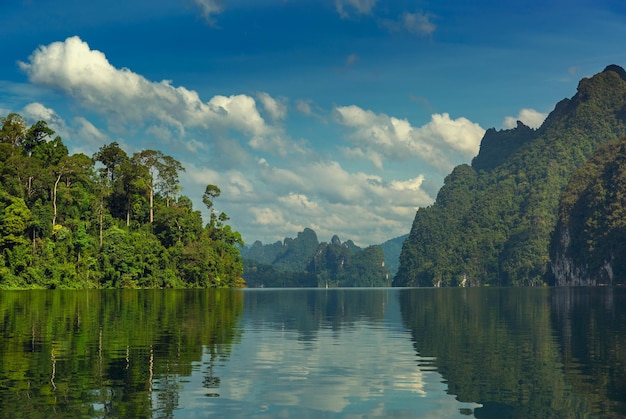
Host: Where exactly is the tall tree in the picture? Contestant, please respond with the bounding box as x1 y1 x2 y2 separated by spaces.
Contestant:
132 150 184 224
20 120 54 157
50 154 93 226
93 142 128 185
0 113 26 146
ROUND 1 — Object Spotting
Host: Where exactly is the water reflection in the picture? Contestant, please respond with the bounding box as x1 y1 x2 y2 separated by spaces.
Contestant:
0 290 242 417
4 287 623 417
182 288 479 417
550 287 626 417
398 287 626 418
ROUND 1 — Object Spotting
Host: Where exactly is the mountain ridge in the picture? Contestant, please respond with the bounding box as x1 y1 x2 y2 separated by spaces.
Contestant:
395 65 626 286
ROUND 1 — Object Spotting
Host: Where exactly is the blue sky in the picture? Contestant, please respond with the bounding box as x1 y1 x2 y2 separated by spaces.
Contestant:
2 0 626 246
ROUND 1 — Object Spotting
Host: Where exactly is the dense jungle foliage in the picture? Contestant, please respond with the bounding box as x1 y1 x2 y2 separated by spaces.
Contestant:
550 138 626 285
395 65 626 287
0 113 244 289
242 228 389 287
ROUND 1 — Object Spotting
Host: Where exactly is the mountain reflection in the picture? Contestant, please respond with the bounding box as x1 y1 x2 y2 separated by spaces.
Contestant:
241 288 389 339
398 287 626 418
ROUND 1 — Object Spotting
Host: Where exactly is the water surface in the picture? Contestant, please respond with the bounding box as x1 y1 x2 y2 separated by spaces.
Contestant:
0 287 624 418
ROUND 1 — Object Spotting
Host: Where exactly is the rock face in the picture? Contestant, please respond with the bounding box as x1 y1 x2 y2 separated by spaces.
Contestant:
551 228 614 286
549 139 626 286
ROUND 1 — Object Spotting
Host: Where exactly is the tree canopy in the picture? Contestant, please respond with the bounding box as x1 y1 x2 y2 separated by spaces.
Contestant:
0 112 244 289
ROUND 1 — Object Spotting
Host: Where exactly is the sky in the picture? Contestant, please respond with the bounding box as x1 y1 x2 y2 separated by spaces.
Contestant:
2 0 626 246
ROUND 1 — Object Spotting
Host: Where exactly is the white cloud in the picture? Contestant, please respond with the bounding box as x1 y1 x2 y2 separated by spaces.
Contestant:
278 193 319 212
23 102 58 123
503 108 548 129
401 11 436 35
335 105 484 171
20 102 111 156
244 157 433 244
193 0 224 25
380 11 436 36
250 207 286 226
257 92 287 121
72 116 109 153
22 102 69 141
335 0 377 18
15 37 451 246
184 138 208 154
184 163 255 202
295 99 326 120
19 36 271 141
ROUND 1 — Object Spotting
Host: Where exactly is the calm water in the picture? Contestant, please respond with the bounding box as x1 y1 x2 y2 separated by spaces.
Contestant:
0 287 625 418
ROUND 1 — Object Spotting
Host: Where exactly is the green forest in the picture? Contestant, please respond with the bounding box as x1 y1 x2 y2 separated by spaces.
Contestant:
550 138 626 285
0 113 244 289
395 65 626 287
242 228 390 287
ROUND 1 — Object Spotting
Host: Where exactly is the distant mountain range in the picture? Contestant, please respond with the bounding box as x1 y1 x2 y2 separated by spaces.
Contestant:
241 228 403 287
395 65 626 287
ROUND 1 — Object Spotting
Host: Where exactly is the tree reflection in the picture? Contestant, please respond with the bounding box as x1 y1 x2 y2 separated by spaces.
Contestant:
0 289 243 417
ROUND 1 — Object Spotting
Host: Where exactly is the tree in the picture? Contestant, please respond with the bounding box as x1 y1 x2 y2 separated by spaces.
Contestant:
0 197 30 246
93 142 128 185
20 120 54 157
132 150 184 224
0 113 26 146
203 184 221 228
50 154 93 226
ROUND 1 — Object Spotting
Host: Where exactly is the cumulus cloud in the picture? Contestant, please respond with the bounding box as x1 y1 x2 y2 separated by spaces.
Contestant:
250 207 286 226
335 0 377 18
247 156 433 244
72 116 109 150
503 108 548 129
23 102 59 123
185 158 361 242
335 105 484 171
184 163 255 202
295 99 325 119
380 11 436 36
18 36 271 141
278 193 319 212
14 37 451 246
257 92 287 121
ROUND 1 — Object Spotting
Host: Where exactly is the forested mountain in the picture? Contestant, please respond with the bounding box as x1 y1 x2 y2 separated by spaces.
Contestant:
550 138 626 285
395 65 626 287
242 228 389 287
379 234 408 277
0 113 244 289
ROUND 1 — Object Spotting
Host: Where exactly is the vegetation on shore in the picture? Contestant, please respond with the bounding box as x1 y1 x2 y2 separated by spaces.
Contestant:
0 113 244 289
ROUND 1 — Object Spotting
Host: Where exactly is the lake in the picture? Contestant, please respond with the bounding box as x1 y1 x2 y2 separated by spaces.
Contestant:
0 287 624 418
